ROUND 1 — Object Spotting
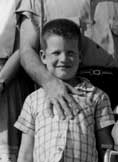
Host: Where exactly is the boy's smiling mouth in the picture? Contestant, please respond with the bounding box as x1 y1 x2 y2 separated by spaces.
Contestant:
56 65 71 68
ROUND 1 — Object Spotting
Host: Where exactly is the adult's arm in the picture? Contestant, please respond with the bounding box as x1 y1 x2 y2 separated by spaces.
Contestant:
0 50 20 92
19 17 80 119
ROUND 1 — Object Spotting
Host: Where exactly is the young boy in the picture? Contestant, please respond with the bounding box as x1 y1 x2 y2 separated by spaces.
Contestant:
15 19 115 162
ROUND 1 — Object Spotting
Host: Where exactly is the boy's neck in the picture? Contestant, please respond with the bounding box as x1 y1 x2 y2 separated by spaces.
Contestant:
64 77 81 87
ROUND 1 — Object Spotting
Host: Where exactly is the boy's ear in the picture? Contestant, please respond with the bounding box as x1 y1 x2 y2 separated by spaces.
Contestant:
40 50 47 64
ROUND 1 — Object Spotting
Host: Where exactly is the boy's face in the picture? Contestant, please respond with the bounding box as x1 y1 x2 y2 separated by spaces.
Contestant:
41 35 80 81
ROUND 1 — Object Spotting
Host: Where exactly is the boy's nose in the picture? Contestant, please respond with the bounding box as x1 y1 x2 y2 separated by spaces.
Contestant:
60 52 67 61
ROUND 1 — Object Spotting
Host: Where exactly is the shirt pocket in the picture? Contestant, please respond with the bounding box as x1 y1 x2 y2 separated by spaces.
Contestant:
74 104 95 136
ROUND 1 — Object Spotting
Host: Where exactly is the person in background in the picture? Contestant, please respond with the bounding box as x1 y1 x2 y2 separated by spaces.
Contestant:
0 0 34 161
111 106 118 151
15 19 115 162
112 121 118 150
16 0 118 120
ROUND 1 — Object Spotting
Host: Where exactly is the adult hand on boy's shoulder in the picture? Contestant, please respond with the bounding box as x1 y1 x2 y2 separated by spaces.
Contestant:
43 77 80 119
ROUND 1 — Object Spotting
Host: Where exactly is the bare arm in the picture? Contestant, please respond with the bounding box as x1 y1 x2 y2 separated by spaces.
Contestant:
20 17 81 119
0 50 20 92
20 17 50 87
96 125 114 162
111 121 118 146
17 133 34 162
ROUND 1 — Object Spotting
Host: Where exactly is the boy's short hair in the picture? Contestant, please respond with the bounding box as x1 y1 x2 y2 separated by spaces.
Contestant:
41 19 81 51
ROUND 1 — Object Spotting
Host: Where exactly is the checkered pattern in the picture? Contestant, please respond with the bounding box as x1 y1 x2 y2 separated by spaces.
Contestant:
15 79 115 162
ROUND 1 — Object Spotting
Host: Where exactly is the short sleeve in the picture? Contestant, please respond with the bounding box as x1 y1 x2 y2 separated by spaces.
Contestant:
16 0 42 27
95 92 115 130
14 95 35 136
16 0 40 16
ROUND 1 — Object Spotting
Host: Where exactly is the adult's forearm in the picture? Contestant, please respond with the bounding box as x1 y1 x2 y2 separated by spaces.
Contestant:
0 50 20 85
20 47 53 87
20 17 54 88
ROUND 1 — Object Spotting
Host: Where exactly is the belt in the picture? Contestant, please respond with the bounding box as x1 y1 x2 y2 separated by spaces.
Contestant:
79 67 118 76
80 69 113 76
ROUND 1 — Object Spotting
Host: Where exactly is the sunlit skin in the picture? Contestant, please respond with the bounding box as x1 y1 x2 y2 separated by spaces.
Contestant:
41 35 80 85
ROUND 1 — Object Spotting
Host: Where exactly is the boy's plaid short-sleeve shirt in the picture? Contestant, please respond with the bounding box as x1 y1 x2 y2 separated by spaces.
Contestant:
15 78 115 162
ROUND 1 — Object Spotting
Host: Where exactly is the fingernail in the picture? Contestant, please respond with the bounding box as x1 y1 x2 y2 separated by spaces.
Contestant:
73 109 79 115
60 117 65 120
70 116 74 120
43 109 53 118
68 115 73 120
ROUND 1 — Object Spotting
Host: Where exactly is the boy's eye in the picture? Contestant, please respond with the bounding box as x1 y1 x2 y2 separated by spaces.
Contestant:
52 51 60 55
68 51 74 56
